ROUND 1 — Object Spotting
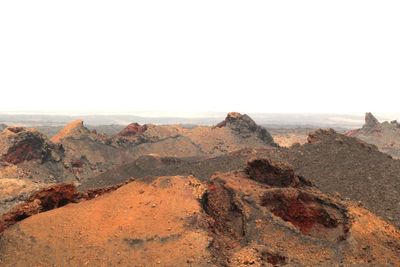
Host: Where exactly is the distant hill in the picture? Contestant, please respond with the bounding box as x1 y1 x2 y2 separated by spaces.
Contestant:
0 112 276 184
346 112 400 158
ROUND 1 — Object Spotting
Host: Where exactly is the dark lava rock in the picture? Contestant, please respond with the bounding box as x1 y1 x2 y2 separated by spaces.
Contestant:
0 127 63 165
362 112 380 131
216 112 276 146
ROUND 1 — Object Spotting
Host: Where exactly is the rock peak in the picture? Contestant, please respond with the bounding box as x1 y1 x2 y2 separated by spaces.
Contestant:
51 120 89 143
216 112 255 128
217 112 277 146
364 112 380 129
118 123 148 137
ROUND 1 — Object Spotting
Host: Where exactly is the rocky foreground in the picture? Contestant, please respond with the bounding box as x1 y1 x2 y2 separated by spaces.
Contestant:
0 159 399 266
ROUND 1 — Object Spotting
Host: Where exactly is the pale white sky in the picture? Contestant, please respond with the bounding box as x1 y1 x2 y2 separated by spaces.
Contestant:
0 1 399 115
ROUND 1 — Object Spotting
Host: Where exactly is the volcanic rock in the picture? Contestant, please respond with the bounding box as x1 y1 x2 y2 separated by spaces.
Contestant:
0 183 77 232
51 120 90 143
245 158 300 187
0 164 398 266
282 129 400 228
217 112 276 145
0 127 63 165
117 123 148 137
363 112 380 130
44 113 277 184
346 113 400 158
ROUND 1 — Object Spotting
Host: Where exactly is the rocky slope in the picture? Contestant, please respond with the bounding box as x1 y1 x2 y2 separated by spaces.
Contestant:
0 127 71 182
347 112 400 158
282 128 400 228
82 129 400 229
0 159 399 266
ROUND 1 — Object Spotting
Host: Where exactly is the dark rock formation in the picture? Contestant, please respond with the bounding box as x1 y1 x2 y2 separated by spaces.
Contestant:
360 112 381 133
0 124 6 132
364 112 380 129
245 158 300 187
216 112 276 146
118 123 148 137
0 127 63 165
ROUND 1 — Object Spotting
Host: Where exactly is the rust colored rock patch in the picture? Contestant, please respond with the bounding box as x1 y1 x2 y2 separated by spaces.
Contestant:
262 189 349 241
118 123 148 137
0 184 77 232
0 127 62 165
3 140 44 164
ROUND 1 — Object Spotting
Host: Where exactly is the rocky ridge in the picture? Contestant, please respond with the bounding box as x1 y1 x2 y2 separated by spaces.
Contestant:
347 112 400 158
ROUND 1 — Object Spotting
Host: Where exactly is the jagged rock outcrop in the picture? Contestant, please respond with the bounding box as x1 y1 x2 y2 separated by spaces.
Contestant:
245 158 300 187
363 112 380 130
0 124 6 132
217 112 276 146
51 120 91 143
346 112 400 158
0 127 63 165
0 161 398 266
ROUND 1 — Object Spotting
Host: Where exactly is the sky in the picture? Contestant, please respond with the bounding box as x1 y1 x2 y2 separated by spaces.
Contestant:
0 1 399 116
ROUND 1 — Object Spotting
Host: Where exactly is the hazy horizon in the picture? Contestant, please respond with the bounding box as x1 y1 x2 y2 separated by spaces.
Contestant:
1 111 399 129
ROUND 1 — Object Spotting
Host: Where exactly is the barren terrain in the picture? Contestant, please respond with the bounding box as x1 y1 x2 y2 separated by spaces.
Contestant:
0 112 399 266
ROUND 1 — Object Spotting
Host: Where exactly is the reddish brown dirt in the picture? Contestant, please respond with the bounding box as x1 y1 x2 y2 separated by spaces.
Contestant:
0 176 214 267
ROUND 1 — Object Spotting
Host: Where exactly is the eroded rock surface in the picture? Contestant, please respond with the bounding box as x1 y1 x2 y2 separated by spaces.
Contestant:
0 127 63 165
0 161 399 266
217 112 276 145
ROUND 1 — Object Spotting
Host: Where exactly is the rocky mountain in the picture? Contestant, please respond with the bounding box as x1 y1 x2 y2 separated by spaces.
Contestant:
0 160 398 266
346 112 400 158
0 112 276 184
50 112 277 182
